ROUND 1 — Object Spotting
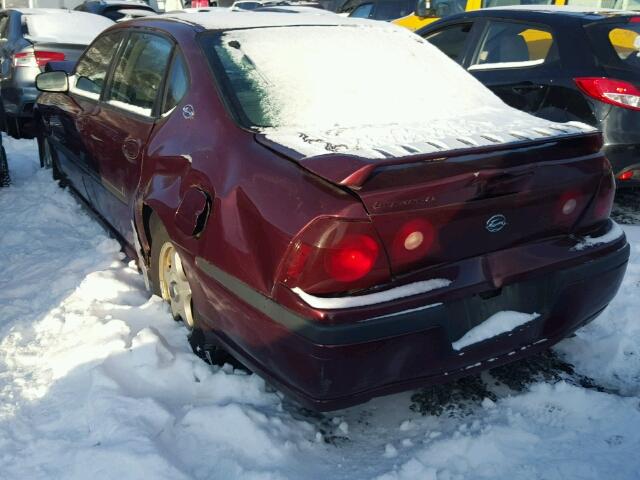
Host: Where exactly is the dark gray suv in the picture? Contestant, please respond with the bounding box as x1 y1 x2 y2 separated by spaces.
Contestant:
0 8 113 138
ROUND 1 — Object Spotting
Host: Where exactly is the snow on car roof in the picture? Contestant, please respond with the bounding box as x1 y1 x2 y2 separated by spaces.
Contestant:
24 11 114 45
161 10 373 29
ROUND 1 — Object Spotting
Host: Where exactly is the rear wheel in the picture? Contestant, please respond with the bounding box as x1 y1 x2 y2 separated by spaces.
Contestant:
150 216 195 329
149 215 243 367
37 134 65 184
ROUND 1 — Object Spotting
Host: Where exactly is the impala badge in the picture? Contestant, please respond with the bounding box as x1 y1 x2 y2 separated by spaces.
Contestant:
486 214 507 233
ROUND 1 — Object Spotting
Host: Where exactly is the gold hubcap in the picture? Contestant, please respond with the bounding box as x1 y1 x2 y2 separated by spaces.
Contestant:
158 242 194 329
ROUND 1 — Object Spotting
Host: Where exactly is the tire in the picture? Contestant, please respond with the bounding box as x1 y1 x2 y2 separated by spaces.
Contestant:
37 134 65 184
0 146 9 187
149 215 196 329
4 114 19 139
148 214 242 368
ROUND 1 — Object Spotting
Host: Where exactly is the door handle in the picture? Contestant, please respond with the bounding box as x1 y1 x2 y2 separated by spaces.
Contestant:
122 138 141 162
511 82 544 93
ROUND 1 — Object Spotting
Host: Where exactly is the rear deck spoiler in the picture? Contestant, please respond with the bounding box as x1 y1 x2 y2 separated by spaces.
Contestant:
256 128 603 189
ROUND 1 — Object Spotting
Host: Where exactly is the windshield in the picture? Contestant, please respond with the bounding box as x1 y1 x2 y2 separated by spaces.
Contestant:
204 25 507 129
589 22 640 72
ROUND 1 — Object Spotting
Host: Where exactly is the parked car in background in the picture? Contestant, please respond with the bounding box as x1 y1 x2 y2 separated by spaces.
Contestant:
0 9 113 138
74 0 156 20
418 6 640 187
393 0 640 32
394 0 566 31
36 12 628 410
338 0 413 20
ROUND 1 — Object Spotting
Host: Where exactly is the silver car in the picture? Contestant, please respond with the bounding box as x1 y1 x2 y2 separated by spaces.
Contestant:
0 9 113 138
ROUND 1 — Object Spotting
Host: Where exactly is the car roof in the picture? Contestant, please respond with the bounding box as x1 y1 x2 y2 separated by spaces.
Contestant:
156 10 381 29
420 5 639 31
85 0 151 5
487 5 638 17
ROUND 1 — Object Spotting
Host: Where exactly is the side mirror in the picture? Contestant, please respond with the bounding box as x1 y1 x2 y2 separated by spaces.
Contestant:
36 71 68 93
415 0 430 17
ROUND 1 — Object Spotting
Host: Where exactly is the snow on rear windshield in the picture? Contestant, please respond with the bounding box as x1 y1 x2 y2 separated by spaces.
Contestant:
210 25 508 130
25 13 114 45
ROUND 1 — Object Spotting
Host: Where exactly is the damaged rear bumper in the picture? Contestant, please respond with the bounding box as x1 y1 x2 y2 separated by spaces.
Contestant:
192 220 629 411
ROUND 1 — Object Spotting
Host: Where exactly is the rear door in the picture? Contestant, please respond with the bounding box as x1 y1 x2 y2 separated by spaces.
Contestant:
465 19 569 122
82 31 174 243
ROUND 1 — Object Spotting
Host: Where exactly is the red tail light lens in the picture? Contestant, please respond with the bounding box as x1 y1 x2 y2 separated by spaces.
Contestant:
575 77 640 111
35 50 65 67
279 218 390 295
13 51 65 68
325 234 379 282
594 173 616 222
618 170 640 181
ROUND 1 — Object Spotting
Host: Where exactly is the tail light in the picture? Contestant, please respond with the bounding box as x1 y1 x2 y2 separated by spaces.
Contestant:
279 218 390 296
583 172 615 225
13 50 65 68
574 77 640 111
618 169 640 181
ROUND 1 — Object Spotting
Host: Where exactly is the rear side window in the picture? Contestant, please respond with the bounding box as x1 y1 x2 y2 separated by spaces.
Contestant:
423 23 472 63
469 21 557 71
350 3 373 18
587 22 640 72
106 32 173 116
162 53 188 114
73 33 124 99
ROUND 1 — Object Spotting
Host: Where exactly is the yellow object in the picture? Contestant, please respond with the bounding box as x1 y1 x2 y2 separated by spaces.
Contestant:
393 0 567 32
609 28 639 59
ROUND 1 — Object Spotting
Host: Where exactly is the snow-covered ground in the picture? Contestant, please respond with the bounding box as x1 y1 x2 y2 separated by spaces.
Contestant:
1 137 639 480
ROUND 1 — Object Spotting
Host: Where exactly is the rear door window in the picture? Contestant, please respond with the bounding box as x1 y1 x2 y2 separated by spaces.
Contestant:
422 23 473 63
73 32 124 99
105 32 173 116
469 21 557 71
162 53 188 114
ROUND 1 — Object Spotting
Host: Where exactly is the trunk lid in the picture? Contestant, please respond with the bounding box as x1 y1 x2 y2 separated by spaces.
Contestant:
258 131 608 276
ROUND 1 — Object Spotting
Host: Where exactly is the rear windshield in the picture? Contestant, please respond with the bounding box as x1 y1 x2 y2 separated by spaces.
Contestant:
588 21 640 72
203 25 507 129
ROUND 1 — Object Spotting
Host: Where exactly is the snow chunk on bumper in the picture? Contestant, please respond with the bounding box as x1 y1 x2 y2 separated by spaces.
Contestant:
293 278 451 310
452 311 540 351
573 221 625 251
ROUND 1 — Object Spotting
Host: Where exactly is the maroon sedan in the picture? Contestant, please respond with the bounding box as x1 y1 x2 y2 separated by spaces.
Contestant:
35 12 629 410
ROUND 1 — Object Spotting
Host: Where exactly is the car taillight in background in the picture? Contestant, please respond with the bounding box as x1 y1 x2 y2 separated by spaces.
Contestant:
279 218 391 296
618 169 640 181
574 77 640 111
13 51 65 68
